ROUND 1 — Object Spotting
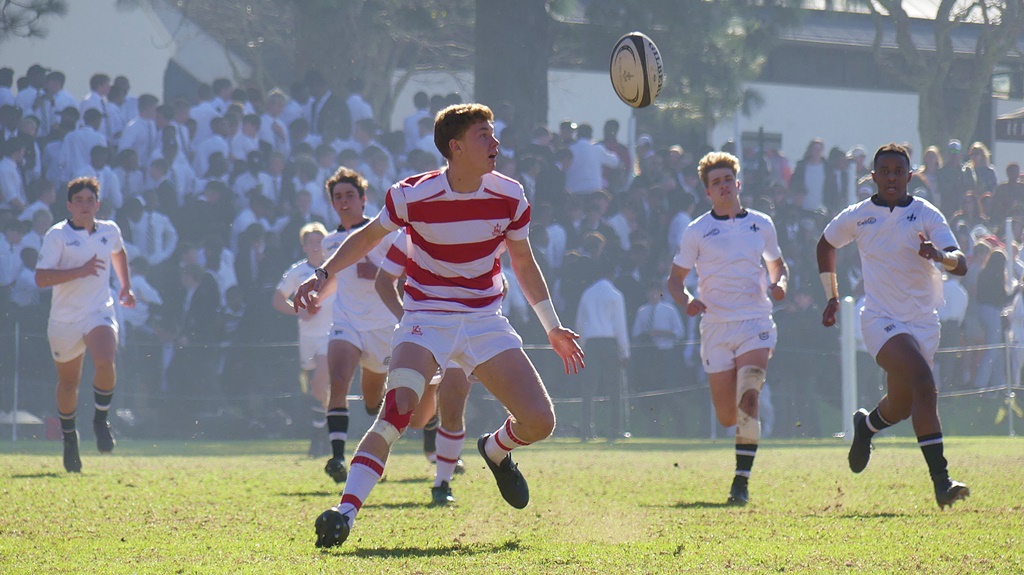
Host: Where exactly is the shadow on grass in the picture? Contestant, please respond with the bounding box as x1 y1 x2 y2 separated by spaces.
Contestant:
378 476 433 485
670 500 742 509
9 472 64 479
277 490 338 498
835 512 906 519
338 540 522 559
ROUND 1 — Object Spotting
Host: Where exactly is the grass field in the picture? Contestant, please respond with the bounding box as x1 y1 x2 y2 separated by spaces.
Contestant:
0 436 1021 574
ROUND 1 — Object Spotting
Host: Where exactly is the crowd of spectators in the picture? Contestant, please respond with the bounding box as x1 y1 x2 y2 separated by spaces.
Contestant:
0 62 1020 439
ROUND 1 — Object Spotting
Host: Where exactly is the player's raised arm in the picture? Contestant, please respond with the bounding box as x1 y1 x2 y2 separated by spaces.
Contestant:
505 236 584 374
293 216 388 312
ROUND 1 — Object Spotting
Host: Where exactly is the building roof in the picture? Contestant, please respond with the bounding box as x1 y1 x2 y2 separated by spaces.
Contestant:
782 9 1024 60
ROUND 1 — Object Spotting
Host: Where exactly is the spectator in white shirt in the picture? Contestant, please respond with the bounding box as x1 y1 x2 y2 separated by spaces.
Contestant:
575 256 630 440
19 207 53 253
0 219 26 288
189 82 218 146
0 67 15 108
233 150 274 210
631 282 684 388
9 245 41 309
43 71 79 135
113 76 138 123
402 91 430 153
105 85 127 146
0 135 27 212
61 108 107 179
345 77 374 127
211 78 233 117
18 178 57 224
193 116 231 178
81 145 123 215
119 94 160 169
260 90 291 157
565 123 620 196
124 194 178 268
230 113 261 164
667 191 697 255
79 73 113 143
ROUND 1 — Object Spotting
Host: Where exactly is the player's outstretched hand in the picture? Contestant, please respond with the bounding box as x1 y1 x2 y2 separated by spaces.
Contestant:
821 298 839 327
918 232 942 262
548 326 585 375
119 287 136 309
293 275 322 313
685 298 706 317
769 283 786 301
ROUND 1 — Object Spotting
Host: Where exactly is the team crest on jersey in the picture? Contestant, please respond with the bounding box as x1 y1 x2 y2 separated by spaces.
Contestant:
703 228 720 238
383 356 391 365
750 223 759 232
100 237 108 244
411 325 423 336
906 213 917 222
491 223 503 237
759 331 769 341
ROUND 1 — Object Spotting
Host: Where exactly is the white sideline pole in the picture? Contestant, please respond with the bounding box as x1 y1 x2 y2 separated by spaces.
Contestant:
12 321 19 442
1006 217 1016 438
840 297 858 440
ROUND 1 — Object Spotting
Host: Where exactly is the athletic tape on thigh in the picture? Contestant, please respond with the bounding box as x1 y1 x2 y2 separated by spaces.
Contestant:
387 367 427 397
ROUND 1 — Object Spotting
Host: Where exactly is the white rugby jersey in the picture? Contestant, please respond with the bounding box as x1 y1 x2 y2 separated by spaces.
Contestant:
276 259 333 338
322 218 399 330
378 170 528 313
37 218 124 323
823 195 957 322
672 209 782 324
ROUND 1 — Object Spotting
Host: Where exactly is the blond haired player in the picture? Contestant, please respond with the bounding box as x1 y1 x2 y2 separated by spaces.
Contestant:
666 151 788 505
273 221 333 457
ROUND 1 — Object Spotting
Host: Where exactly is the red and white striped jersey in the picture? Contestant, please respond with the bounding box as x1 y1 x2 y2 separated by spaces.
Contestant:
379 170 530 313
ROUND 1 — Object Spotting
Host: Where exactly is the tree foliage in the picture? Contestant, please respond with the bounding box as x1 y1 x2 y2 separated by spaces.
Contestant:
0 0 67 43
581 0 803 140
857 0 1024 147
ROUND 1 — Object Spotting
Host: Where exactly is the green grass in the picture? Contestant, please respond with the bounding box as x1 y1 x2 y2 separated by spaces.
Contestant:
0 436 1021 574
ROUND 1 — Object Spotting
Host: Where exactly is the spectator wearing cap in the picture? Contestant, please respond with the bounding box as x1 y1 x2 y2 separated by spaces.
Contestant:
846 145 869 179
937 139 972 217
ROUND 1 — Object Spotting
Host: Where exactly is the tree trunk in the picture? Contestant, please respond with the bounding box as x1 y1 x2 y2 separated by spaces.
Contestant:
474 0 551 140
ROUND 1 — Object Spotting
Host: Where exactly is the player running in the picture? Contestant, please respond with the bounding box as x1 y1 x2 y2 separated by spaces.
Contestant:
818 142 969 509
666 151 788 506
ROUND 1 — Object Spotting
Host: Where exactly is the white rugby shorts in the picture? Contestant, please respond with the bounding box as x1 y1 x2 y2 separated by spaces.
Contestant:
861 308 940 368
699 316 776 374
329 318 396 374
392 310 522 375
298 332 329 371
47 309 119 362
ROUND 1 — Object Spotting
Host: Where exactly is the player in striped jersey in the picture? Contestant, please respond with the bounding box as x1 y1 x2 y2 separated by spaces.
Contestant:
818 143 969 508
296 103 584 548
272 222 333 457
375 229 475 506
667 151 789 506
36 177 136 472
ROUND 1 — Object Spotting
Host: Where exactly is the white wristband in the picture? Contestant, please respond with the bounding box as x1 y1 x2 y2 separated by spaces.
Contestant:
941 252 958 271
532 299 562 333
820 272 839 301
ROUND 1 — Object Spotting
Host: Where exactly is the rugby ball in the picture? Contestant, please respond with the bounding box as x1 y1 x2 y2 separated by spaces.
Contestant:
609 32 664 108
